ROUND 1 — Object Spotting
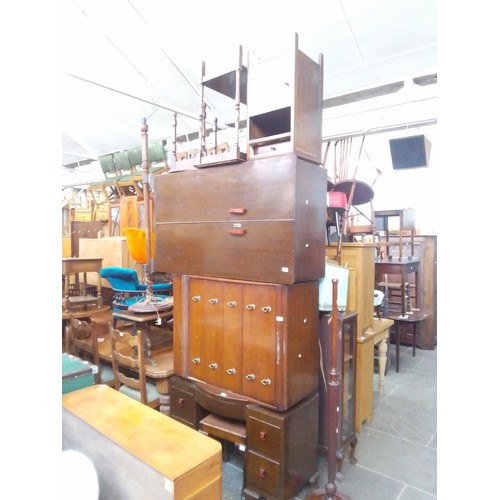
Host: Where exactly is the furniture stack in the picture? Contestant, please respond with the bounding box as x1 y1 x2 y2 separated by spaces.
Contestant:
155 35 326 499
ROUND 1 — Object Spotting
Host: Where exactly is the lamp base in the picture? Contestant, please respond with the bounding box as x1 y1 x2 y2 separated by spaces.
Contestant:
128 298 172 313
306 488 352 500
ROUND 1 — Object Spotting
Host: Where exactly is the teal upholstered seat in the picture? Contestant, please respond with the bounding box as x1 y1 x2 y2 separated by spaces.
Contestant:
100 266 171 294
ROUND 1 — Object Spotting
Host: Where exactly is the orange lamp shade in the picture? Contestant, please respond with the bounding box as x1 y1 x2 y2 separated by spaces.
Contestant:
124 227 154 263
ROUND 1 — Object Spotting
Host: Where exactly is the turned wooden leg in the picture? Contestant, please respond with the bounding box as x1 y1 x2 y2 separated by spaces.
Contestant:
378 338 388 394
336 452 344 481
349 436 358 466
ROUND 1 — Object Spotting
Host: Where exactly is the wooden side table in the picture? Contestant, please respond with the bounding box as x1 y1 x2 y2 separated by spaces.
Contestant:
387 310 431 372
112 301 174 367
62 257 103 312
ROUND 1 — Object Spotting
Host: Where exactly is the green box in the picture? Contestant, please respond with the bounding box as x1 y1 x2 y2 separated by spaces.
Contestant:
62 353 95 394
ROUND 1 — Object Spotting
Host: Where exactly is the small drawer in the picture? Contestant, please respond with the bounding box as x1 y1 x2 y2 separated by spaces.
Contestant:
169 377 209 428
248 139 291 158
244 450 281 498
170 386 197 428
246 416 283 460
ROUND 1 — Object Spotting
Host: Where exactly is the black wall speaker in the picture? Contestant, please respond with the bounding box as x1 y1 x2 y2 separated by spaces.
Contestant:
389 134 431 169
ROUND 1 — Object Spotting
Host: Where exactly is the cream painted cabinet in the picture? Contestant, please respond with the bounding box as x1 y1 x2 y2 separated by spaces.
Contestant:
325 243 375 339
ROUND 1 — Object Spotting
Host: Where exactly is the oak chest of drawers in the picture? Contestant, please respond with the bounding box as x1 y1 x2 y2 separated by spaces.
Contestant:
154 154 327 284
173 274 319 412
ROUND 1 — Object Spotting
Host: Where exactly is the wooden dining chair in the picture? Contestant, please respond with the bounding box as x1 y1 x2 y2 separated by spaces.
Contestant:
66 315 114 386
109 325 161 409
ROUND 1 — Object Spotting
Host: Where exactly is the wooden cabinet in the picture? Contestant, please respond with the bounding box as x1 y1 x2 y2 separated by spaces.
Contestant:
155 154 327 284
173 274 319 412
325 243 377 435
246 34 323 163
243 392 319 500
318 312 357 475
415 235 437 349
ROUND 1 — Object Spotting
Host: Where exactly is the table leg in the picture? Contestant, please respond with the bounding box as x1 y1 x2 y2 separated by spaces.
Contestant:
401 270 407 317
377 338 387 394
414 269 419 310
412 323 417 357
142 326 159 368
64 274 70 312
396 323 401 373
97 273 103 308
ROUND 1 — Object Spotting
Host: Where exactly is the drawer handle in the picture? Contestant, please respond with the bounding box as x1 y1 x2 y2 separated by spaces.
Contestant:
178 398 185 407
261 378 271 386
226 368 236 375
259 431 267 442
245 373 255 381
261 306 272 313
227 301 237 308
192 295 201 302
208 363 218 370
192 357 201 364
258 468 266 479
229 207 246 215
229 229 246 235
209 298 218 305
246 304 255 311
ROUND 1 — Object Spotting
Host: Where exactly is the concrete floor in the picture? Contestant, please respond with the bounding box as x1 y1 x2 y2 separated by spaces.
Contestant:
221 343 437 500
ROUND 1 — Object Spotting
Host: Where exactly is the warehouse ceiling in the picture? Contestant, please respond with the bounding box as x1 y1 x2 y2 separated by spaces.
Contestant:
62 0 437 169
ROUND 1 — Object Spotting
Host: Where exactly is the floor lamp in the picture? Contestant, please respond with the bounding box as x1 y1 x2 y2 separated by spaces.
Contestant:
127 119 170 314
307 279 352 500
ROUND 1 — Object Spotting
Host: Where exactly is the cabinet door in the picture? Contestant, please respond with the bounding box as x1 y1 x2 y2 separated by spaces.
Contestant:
241 284 277 405
341 315 356 448
221 281 243 392
188 278 224 385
